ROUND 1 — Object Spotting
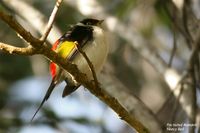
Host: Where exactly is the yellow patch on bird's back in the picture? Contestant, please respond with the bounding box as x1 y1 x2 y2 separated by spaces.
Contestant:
56 41 76 58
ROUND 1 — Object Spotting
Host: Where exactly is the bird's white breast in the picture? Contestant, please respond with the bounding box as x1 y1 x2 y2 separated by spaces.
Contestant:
72 26 108 79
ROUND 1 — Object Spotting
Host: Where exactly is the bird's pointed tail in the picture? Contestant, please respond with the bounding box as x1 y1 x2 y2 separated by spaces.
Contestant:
30 79 56 122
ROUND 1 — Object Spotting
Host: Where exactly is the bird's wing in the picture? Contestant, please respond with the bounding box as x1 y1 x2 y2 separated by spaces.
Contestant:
58 25 94 60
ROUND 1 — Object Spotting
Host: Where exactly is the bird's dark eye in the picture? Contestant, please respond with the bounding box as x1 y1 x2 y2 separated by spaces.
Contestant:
86 22 91 25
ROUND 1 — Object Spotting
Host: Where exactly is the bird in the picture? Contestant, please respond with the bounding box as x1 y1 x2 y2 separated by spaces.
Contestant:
31 18 109 121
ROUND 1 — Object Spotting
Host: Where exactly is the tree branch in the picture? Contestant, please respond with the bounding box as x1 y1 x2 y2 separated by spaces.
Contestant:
0 42 36 55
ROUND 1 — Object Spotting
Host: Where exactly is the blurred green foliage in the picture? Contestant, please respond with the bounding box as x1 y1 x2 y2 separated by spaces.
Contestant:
0 54 32 81
154 0 171 27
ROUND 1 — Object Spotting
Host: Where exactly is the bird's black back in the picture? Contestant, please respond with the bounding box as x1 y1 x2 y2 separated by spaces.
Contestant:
59 25 94 47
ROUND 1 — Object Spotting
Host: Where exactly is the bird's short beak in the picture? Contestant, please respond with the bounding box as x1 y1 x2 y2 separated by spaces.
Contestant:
98 19 104 25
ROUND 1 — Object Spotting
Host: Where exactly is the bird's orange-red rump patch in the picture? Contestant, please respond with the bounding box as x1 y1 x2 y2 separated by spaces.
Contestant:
52 39 60 50
50 62 56 78
50 40 60 78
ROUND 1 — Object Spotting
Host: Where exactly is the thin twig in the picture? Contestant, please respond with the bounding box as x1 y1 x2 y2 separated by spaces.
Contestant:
182 0 194 48
156 72 188 115
185 11 200 132
196 54 200 86
168 26 177 67
188 62 197 133
0 42 36 55
40 0 63 42
163 1 192 49
170 84 184 123
194 60 200 87
187 32 199 132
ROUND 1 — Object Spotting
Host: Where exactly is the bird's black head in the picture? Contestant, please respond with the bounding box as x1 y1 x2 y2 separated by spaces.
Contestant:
80 18 104 26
